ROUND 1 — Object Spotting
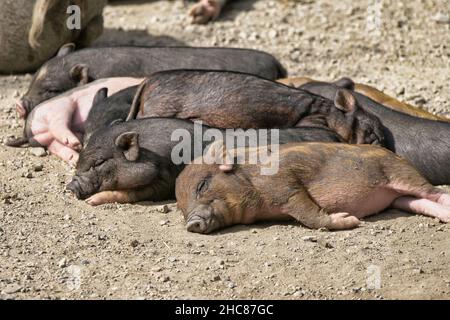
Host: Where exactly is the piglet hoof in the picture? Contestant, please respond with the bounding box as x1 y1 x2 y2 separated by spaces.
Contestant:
85 195 102 206
189 0 220 24
85 191 132 206
438 214 450 223
65 138 82 152
85 193 113 206
327 212 360 230
68 154 79 168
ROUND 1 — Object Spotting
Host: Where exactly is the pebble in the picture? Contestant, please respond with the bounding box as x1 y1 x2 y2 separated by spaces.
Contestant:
130 240 139 248
58 258 67 268
2 284 22 294
413 267 424 274
156 205 170 214
152 266 162 272
30 147 47 157
97 234 107 241
396 87 405 95
21 171 33 179
33 164 44 172
211 275 221 282
302 236 318 242
293 290 304 297
268 30 278 39
433 13 450 24
159 219 169 226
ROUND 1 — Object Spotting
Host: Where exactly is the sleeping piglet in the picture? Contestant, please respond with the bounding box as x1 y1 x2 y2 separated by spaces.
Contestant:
176 141 450 234
128 70 385 145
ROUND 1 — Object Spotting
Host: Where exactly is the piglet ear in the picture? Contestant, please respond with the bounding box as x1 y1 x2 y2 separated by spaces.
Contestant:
93 88 108 106
204 140 234 171
334 89 357 113
70 64 90 86
333 77 355 90
115 132 140 162
57 43 75 57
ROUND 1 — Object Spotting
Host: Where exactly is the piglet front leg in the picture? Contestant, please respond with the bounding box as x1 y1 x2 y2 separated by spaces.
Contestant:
84 185 164 206
283 189 361 230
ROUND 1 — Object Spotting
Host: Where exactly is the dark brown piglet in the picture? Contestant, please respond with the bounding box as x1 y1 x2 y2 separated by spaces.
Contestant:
19 46 286 117
128 70 384 145
176 142 450 234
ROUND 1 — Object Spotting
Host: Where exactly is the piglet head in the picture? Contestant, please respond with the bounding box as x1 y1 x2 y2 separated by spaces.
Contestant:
67 128 158 201
176 142 242 234
20 44 91 117
326 89 385 146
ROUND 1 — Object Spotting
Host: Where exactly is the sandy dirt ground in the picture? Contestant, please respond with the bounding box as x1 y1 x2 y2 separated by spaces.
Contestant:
0 0 449 300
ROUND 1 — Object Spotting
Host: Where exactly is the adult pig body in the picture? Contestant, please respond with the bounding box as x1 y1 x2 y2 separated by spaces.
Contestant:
20 46 286 116
300 81 450 185
129 70 384 145
68 118 342 205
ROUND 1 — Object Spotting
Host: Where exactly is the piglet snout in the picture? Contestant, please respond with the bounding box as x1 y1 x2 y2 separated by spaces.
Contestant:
186 218 208 234
66 178 84 200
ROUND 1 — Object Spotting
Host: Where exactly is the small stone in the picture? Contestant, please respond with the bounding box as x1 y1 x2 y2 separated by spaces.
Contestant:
30 147 47 157
415 97 427 106
318 240 334 249
159 220 169 226
63 214 71 220
156 205 170 214
293 290 304 297
130 240 139 248
433 13 450 24
211 275 221 282
414 267 424 274
302 236 317 242
227 281 236 289
161 276 170 283
152 266 163 272
13 90 20 98
21 171 33 179
97 234 107 241
396 87 405 95
33 164 43 172
2 284 22 294
268 30 278 39
58 258 67 268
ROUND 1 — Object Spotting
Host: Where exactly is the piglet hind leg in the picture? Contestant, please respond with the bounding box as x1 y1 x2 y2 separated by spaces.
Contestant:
283 189 360 230
392 197 450 223
386 169 450 223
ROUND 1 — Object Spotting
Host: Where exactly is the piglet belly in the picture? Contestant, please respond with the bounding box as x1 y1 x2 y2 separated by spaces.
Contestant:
315 187 400 218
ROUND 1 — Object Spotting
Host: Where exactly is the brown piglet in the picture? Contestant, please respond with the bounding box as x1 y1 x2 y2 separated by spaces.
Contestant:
176 141 450 234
